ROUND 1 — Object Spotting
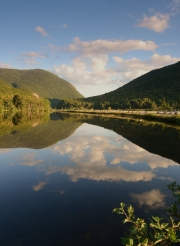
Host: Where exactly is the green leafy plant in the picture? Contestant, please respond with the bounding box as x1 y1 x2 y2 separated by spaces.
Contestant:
113 182 180 246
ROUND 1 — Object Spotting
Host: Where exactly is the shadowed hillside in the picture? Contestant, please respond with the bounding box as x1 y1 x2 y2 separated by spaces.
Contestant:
0 68 84 107
85 61 180 105
59 62 180 110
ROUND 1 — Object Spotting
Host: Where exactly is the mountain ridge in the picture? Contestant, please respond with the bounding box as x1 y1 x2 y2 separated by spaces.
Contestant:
85 61 180 105
59 61 180 110
0 68 84 107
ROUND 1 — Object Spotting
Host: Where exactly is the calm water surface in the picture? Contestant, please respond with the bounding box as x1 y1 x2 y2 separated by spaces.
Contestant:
0 113 179 245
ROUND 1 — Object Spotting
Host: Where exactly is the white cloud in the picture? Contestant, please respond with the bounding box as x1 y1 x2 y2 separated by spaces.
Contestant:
113 53 180 83
21 153 44 166
137 13 170 32
0 62 11 68
44 132 177 182
21 51 45 64
54 56 118 87
35 26 48 36
32 181 47 191
54 53 180 96
130 189 166 209
63 37 158 56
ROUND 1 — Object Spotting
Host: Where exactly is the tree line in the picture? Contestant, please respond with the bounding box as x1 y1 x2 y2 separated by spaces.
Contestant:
58 97 180 110
0 79 50 113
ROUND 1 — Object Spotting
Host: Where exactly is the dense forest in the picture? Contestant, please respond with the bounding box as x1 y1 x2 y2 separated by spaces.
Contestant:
0 68 84 107
58 62 180 110
0 78 50 112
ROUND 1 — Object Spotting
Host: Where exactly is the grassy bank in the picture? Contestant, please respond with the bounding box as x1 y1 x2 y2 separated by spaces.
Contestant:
54 109 180 125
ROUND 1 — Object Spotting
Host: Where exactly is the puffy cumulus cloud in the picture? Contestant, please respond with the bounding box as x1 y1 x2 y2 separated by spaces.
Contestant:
45 132 176 182
21 51 46 64
50 165 155 183
130 189 166 209
21 153 44 166
63 37 157 56
0 62 11 68
54 50 179 97
150 53 180 66
35 26 48 36
136 13 170 33
51 38 157 96
54 56 118 87
113 53 180 82
32 181 47 191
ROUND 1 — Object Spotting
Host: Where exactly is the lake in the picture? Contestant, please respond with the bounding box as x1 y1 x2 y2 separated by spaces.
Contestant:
0 112 180 245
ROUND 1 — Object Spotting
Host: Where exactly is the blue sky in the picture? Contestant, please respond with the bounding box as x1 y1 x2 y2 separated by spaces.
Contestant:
0 0 180 97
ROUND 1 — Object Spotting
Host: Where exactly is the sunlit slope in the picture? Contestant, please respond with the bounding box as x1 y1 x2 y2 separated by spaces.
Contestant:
0 115 82 149
85 61 180 104
0 68 84 101
0 78 50 110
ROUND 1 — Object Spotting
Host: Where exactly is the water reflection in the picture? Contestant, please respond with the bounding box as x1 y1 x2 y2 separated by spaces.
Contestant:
32 181 48 191
0 113 180 245
23 123 176 183
130 189 166 209
0 113 82 148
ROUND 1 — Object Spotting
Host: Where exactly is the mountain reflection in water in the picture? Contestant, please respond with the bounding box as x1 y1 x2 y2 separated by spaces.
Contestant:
0 113 179 246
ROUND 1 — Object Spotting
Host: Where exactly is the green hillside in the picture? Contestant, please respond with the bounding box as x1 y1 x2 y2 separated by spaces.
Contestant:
0 78 50 112
0 68 84 107
84 61 180 108
59 62 180 110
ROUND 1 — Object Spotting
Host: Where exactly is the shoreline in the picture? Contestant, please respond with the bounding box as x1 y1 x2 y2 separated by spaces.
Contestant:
53 109 180 125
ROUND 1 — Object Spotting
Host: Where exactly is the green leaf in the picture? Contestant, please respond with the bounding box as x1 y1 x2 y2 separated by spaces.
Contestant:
120 203 125 208
160 223 169 229
141 223 148 233
129 238 134 245
152 216 161 222
169 232 176 242
122 218 130 224
121 237 129 245
112 208 123 214
140 238 148 245
173 191 180 195
170 216 174 224
128 205 134 214
136 218 144 224
131 228 138 235
150 222 161 230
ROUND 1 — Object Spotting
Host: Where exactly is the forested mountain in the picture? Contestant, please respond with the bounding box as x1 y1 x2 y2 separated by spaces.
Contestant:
59 62 180 110
0 78 50 112
0 68 84 107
